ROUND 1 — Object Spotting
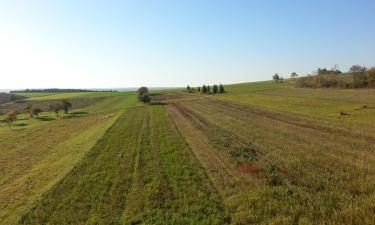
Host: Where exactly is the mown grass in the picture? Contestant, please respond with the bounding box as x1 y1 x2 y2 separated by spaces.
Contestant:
216 81 375 127
20 105 228 224
2 81 375 225
160 78 375 224
0 92 137 224
168 97 375 224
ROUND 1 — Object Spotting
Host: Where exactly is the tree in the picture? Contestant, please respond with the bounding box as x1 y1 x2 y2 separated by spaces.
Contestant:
213 84 218 94
219 84 225 93
273 73 280 82
207 85 211 93
137 87 151 104
62 100 72 114
49 104 62 117
140 93 151 103
32 108 43 118
137 86 149 96
25 104 33 118
291 72 298 79
3 110 18 129
202 85 207 94
197 86 201 92
187 85 191 91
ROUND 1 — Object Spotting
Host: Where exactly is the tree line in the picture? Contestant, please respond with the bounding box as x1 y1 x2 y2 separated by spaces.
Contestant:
10 88 96 93
186 84 225 94
296 65 375 88
1 100 73 129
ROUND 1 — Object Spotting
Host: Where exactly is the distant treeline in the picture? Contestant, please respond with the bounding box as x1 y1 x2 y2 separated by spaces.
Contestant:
10 88 115 93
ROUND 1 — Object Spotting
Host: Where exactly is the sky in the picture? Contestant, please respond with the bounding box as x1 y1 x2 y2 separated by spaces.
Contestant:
0 0 375 89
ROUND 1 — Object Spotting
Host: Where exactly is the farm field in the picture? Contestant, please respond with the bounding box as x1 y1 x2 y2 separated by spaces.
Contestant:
1 81 375 224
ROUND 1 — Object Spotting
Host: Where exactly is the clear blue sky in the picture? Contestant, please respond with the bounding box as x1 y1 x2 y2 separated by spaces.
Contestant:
1 0 374 89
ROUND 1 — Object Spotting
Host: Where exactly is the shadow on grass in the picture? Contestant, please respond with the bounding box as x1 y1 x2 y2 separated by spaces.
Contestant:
14 123 28 127
17 117 30 121
63 111 89 119
150 101 168 106
70 111 89 115
37 116 56 121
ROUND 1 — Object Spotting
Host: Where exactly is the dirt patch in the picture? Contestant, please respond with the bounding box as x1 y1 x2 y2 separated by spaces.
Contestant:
239 163 260 174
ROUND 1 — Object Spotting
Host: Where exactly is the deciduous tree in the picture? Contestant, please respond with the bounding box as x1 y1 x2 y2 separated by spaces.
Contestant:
62 100 72 114
49 104 62 117
273 73 280 82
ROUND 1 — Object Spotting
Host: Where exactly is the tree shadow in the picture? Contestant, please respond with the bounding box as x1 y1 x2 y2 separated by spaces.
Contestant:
17 117 30 121
62 111 89 119
14 123 28 127
70 111 89 115
150 101 168 106
37 116 56 121
149 93 162 97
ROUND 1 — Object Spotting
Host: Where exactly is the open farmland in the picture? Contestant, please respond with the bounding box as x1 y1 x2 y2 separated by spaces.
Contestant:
1 81 375 225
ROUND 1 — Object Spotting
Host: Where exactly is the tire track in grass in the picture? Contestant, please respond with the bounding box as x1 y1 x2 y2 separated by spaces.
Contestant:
121 107 150 223
147 105 229 224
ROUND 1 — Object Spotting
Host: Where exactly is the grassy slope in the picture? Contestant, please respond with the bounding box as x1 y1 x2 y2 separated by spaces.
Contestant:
0 92 137 224
218 79 375 127
20 106 228 225
164 81 375 224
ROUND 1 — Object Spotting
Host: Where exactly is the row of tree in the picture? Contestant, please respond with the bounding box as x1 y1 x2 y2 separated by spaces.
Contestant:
1 100 73 129
187 84 225 94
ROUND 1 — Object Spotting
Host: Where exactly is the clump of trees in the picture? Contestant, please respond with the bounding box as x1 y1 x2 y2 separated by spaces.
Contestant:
296 65 375 89
2 99 74 129
138 87 151 103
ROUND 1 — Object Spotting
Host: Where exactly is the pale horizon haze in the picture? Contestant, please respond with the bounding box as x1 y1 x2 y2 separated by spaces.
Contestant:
1 0 375 89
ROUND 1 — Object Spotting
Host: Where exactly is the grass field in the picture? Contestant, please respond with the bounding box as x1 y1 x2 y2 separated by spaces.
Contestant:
1 81 375 224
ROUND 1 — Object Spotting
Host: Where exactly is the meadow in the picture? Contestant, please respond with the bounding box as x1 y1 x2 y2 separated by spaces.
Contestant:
1 80 375 224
